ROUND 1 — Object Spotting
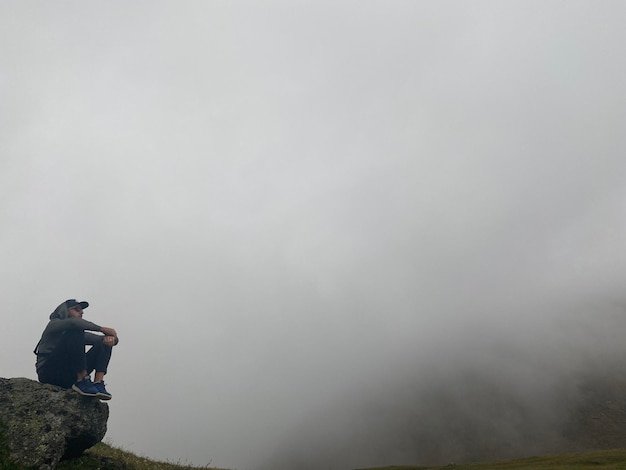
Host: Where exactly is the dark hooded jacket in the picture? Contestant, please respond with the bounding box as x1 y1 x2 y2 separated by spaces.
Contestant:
34 302 106 370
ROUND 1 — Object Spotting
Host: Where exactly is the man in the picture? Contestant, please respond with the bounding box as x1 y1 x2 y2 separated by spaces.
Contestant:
34 299 118 400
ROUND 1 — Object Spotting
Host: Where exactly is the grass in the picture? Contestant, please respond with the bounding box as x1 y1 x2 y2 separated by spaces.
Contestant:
45 446 626 470
4 441 626 469
54 441 229 470
358 449 626 470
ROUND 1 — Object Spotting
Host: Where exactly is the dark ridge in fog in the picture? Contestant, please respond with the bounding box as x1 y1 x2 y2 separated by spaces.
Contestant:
259 300 626 470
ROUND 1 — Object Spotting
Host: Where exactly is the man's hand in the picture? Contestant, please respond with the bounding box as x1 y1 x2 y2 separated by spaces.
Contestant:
100 327 118 347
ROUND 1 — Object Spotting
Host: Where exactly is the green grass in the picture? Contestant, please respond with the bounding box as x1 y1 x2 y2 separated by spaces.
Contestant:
0 440 229 470
55 441 228 470
358 449 626 470
4 442 626 470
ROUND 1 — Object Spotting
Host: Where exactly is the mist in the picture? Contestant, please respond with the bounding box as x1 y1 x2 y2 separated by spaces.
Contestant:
1 2 625 469
258 297 626 469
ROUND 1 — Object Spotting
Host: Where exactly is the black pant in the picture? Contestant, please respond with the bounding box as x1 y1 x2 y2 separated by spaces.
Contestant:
37 330 113 388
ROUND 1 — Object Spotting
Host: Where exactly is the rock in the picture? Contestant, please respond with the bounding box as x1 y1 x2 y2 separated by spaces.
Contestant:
0 377 109 469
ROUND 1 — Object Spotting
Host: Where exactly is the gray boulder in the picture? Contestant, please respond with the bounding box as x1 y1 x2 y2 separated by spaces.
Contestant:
0 377 109 469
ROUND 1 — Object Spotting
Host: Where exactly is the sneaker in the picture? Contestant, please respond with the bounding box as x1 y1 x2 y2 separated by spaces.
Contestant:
93 381 112 400
72 376 99 397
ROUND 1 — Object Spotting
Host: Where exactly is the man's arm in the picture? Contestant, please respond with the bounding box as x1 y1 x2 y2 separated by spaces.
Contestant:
47 318 118 343
45 317 103 334
84 331 119 346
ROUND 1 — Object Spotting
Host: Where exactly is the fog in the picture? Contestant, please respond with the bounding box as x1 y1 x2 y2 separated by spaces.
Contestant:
1 2 625 469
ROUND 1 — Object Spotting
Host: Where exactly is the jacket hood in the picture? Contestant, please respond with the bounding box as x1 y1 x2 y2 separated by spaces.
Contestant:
49 302 70 320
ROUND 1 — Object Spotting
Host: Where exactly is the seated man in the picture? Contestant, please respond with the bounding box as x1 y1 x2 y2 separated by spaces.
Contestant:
34 299 118 400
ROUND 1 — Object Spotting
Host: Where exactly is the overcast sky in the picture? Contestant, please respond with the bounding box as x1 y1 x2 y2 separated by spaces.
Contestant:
2 1 626 469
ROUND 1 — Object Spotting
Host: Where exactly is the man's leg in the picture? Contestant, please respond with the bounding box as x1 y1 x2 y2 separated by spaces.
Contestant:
65 330 90 381
86 340 113 379
59 330 102 397
86 340 113 399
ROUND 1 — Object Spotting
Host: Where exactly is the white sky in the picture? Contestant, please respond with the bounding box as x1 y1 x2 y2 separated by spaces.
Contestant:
2 2 626 469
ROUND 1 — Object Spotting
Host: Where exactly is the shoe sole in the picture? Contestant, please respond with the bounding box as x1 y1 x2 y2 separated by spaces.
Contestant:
97 393 112 401
71 384 99 397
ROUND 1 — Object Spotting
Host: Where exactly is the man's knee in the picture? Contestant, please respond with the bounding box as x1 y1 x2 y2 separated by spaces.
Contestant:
59 329 85 352
64 329 83 338
62 328 84 343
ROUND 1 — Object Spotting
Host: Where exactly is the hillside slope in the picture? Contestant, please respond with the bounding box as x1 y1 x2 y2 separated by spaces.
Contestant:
358 448 626 470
